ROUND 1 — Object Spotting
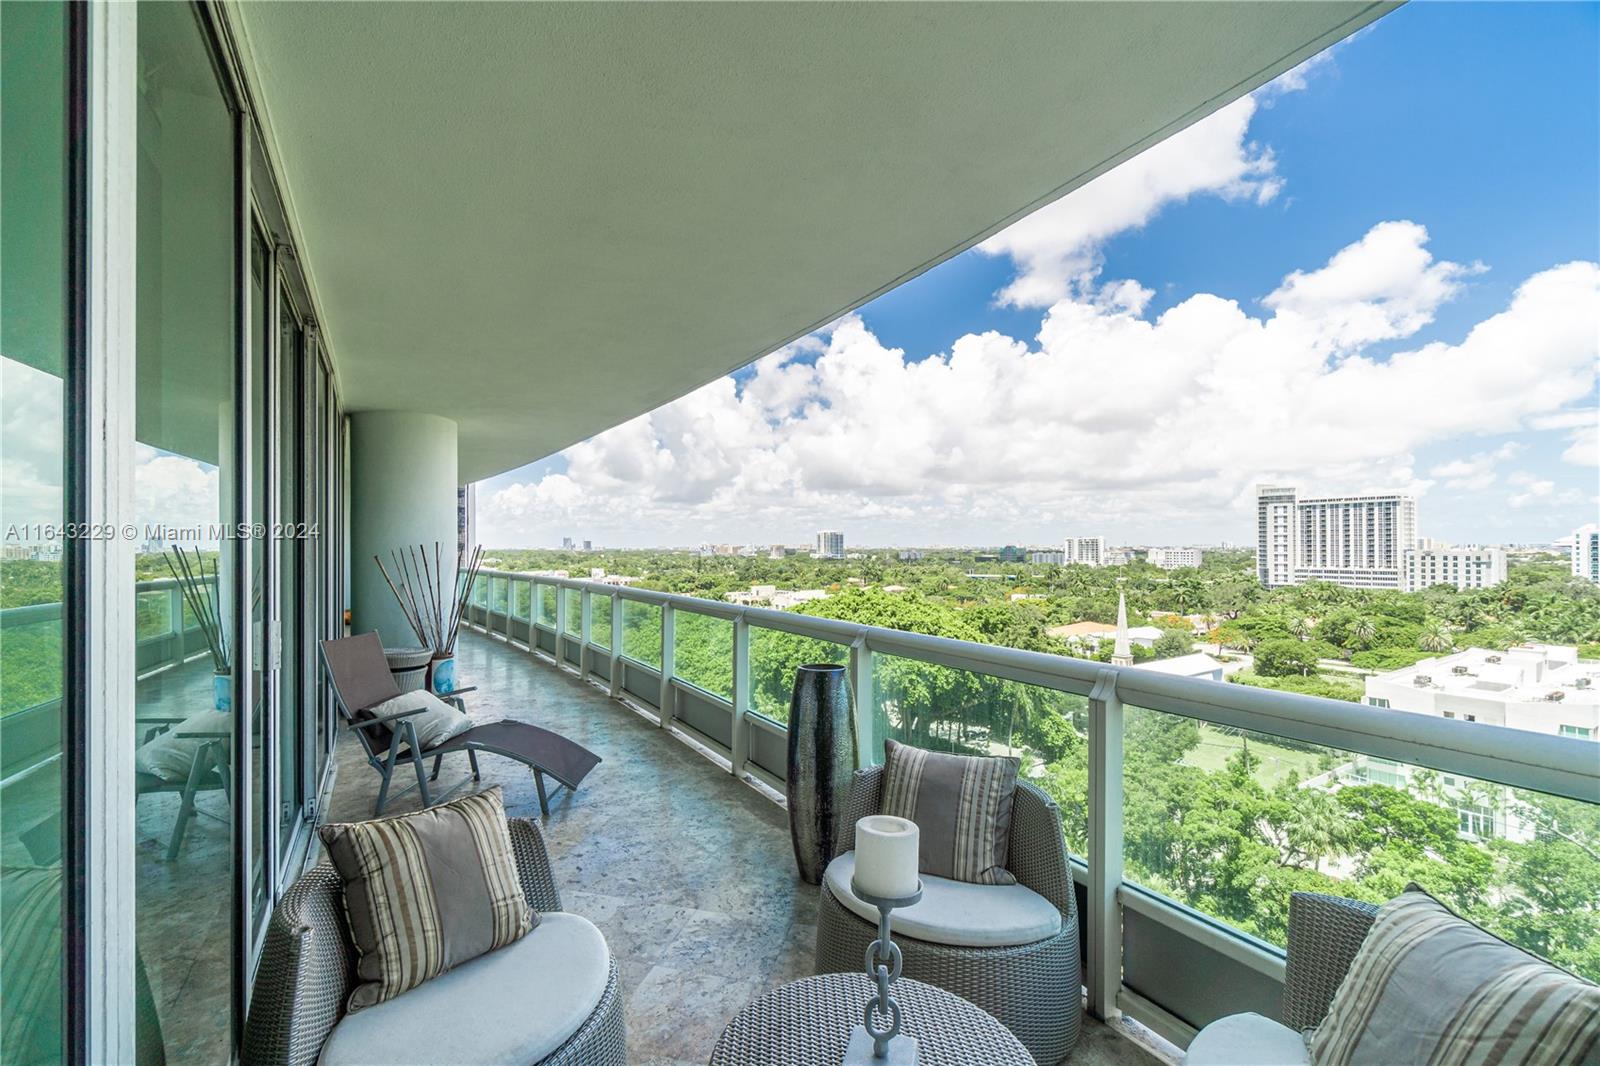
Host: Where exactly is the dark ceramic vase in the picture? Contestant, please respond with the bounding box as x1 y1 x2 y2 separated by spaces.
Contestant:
786 663 857 884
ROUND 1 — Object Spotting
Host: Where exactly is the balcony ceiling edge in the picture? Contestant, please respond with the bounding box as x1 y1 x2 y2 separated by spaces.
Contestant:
227 1 1397 483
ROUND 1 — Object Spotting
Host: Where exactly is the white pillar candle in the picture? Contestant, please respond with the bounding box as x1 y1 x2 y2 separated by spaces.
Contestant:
854 815 920 899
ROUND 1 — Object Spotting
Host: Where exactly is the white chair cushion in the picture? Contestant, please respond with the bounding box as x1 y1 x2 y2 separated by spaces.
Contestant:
1183 1012 1310 1066
366 689 472 750
134 708 231 782
824 851 1061 949
319 913 609 1066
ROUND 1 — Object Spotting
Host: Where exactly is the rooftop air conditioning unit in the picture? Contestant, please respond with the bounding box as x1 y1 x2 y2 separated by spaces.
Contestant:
1547 691 1566 702
1576 677 1592 690
1414 675 1432 687
1451 665 1470 675
1486 655 1502 664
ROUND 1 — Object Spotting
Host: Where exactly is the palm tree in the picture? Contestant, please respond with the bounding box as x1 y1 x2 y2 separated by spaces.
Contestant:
1351 616 1377 649
1289 616 1315 641
1419 620 1454 653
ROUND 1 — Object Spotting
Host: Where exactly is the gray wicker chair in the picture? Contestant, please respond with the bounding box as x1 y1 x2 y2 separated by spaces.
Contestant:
1183 891 1378 1064
815 765 1081 1066
1282 891 1379 1031
241 817 625 1066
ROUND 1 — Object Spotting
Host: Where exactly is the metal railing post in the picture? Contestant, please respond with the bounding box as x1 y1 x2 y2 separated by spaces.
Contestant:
850 635 874 769
579 589 592 678
554 581 568 666
731 613 750 777
657 603 675 727
167 583 185 663
1087 667 1125 1021
609 595 623 697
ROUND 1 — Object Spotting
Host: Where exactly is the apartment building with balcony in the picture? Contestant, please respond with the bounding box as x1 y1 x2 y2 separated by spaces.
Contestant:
1064 535 1107 567
4 5 1596 1066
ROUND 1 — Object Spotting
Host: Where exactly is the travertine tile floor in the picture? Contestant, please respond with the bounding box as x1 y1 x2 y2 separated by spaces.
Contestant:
323 632 1173 1066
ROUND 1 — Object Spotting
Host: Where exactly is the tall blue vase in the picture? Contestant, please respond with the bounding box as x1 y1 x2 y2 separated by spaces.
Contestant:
787 664 857 885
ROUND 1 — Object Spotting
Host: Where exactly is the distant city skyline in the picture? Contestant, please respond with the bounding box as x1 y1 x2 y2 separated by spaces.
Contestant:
471 5 1598 551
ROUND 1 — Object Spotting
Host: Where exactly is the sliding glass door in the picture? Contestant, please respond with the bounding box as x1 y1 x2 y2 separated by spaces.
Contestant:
0 3 74 1061
133 3 241 1059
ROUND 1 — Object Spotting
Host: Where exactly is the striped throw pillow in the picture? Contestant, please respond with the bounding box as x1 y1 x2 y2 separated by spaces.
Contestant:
1311 885 1600 1066
319 786 534 1010
880 739 1021 886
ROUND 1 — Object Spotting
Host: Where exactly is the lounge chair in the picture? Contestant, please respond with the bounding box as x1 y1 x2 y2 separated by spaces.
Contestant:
321 633 601 816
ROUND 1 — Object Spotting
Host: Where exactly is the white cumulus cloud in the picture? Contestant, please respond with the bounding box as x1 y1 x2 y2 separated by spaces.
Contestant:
478 224 1600 548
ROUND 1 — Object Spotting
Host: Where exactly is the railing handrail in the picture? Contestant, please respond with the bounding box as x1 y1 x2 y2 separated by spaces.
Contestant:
474 568 1600 803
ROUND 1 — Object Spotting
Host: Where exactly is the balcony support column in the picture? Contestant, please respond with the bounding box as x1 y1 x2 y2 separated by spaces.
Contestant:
1087 667 1125 1022
348 411 459 646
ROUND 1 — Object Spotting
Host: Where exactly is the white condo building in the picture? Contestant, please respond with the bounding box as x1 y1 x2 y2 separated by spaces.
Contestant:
1572 523 1600 585
1364 644 1600 740
1147 547 1203 570
814 530 845 559
1064 536 1106 567
1255 485 1417 590
1402 544 1507 592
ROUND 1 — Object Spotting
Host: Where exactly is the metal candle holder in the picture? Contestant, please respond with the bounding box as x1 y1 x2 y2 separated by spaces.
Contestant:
843 878 923 1065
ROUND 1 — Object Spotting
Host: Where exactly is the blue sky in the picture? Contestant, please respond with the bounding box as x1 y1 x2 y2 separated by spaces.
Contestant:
478 4 1599 550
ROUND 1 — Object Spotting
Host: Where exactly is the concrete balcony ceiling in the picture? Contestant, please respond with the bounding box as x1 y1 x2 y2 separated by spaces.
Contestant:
233 2 1393 482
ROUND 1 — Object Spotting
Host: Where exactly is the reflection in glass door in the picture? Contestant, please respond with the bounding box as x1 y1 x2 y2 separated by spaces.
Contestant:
131 3 241 1059
275 283 303 863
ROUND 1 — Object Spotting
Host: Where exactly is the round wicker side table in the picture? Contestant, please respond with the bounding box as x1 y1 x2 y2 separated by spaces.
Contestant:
383 645 432 693
709 972 1035 1065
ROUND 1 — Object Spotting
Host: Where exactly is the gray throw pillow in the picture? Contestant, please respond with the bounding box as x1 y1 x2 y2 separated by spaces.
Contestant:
1311 884 1599 1066
879 739 1021 886
319 786 535 1010
364 689 472 750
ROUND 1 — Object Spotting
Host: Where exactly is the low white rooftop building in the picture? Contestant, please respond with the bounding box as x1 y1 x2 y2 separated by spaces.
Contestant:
1364 644 1600 740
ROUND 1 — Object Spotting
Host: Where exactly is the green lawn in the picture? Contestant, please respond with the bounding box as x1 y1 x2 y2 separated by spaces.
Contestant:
1181 724 1327 787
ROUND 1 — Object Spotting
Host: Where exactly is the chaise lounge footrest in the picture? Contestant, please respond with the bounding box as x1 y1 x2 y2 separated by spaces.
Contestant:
431 721 601 815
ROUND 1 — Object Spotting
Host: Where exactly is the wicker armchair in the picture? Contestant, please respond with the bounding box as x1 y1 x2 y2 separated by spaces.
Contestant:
815 765 1081 1066
1183 891 1378 1065
241 817 625 1066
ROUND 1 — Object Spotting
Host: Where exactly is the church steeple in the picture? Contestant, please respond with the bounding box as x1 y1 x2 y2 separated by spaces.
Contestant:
1112 584 1133 667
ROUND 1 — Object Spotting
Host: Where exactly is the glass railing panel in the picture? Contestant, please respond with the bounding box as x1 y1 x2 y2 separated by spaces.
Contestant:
621 599 661 669
591 593 613 650
0 608 64 719
748 627 847 725
494 575 512 617
1120 704 1600 978
511 579 531 621
472 575 488 608
135 588 170 642
674 611 733 701
867 652 1083 757
563 588 582 637
537 584 556 626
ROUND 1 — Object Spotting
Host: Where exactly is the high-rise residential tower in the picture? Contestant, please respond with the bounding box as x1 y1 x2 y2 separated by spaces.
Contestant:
814 530 845 559
1573 524 1600 586
1255 485 1418 590
1064 536 1106 567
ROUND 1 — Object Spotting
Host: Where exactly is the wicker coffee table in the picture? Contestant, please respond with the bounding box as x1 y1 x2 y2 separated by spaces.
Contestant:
709 972 1035 1065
